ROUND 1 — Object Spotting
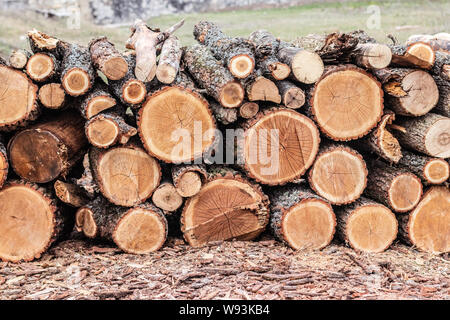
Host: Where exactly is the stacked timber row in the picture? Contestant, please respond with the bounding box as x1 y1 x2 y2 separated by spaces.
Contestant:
0 23 449 263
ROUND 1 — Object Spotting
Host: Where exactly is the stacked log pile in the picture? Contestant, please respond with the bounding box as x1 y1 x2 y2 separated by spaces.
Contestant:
0 23 448 263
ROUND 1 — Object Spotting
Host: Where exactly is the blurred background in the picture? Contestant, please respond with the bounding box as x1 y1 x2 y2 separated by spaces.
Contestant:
0 0 448 57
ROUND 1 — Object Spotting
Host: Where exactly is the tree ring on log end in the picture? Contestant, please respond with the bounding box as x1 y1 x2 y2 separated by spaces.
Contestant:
62 68 91 96
220 81 245 108
346 204 397 253
123 79 147 105
86 96 116 119
388 173 423 212
407 42 436 69
103 57 128 80
176 171 202 197
425 118 450 158
86 117 119 148
424 159 449 184
26 53 54 82
38 83 65 109
292 50 324 84
398 71 438 116
270 62 291 80
152 183 183 212
113 207 167 254
229 54 255 79
365 44 392 69
0 184 55 262
281 199 336 250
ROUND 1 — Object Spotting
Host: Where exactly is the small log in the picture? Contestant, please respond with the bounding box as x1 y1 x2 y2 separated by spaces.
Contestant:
394 113 450 158
364 160 423 213
398 186 450 254
89 36 128 80
241 108 320 185
210 101 238 125
390 42 436 70
335 197 397 253
351 42 392 69
109 53 147 107
78 80 117 119
308 143 368 205
8 110 87 183
0 138 8 189
310 65 383 141
54 180 90 207
248 30 290 80
138 86 216 163
89 145 161 207
245 75 281 104
85 111 137 148
26 53 58 82
156 36 182 84
373 67 438 116
430 51 450 117
152 181 183 212
76 197 167 254
27 29 60 56
181 171 269 247
276 80 305 109
38 83 66 109
406 33 450 53
269 185 335 250
0 181 71 262
194 21 255 79
396 150 450 185
239 102 259 119
183 45 244 108
171 164 208 197
58 42 95 96
0 63 39 131
9 49 31 69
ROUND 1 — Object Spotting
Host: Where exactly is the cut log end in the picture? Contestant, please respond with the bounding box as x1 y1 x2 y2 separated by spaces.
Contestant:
113 207 167 254
54 180 89 207
26 53 55 82
86 117 120 148
123 79 147 105
9 50 30 69
62 68 92 96
269 62 291 80
75 207 98 238
152 182 183 212
357 43 392 69
0 184 57 262
239 102 259 119
388 173 423 213
229 54 255 79
103 56 128 80
282 86 305 109
175 171 202 197
155 64 177 84
219 81 245 108
38 83 65 109
400 42 436 69
345 204 398 253
425 118 450 158
247 76 281 104
281 199 336 250
85 96 117 119
423 159 450 184
291 50 324 84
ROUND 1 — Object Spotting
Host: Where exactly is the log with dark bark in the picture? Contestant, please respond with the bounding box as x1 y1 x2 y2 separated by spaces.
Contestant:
138 86 216 163
398 186 450 254
364 160 423 213
0 63 39 131
78 80 117 119
76 197 167 254
276 80 305 109
38 83 66 109
248 30 290 80
390 42 436 70
335 197 397 253
239 102 259 119
194 21 255 79
310 65 383 141
245 75 281 104
373 67 438 116
406 33 450 53
181 171 269 247
0 138 8 189
89 36 128 80
8 110 87 183
156 36 182 84
308 144 367 205
58 42 95 96
89 145 161 207
152 181 183 212
54 180 90 207
9 49 31 69
269 185 336 250
109 53 147 107
394 113 450 158
85 111 137 148
430 51 450 117
210 101 238 125
0 181 71 262
183 45 244 108
26 53 58 82
396 150 450 185
241 108 320 185
171 164 208 197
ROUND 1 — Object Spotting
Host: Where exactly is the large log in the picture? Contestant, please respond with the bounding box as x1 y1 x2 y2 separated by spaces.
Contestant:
364 160 423 213
194 21 255 79
335 197 397 253
308 144 367 205
8 110 87 183
181 170 269 247
76 197 167 254
398 186 450 254
89 145 161 207
390 42 436 69
26 53 58 82
183 45 244 108
396 150 449 185
373 67 438 116
0 181 72 262
138 86 216 163
394 113 450 158
89 36 128 80
156 36 182 84
241 108 320 185
171 164 208 197
269 185 336 250
38 83 66 110
310 65 383 141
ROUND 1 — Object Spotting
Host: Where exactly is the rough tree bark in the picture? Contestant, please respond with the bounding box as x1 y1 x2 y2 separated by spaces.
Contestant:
54 180 90 208
89 36 128 80
210 101 238 125
390 42 436 70
429 51 450 117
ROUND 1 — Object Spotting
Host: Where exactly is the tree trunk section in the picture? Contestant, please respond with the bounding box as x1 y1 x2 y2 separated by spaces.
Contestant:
239 102 259 119
54 180 90 207
89 36 128 80
27 29 60 57
152 181 183 212
406 34 450 53
26 53 58 82
9 49 31 69
78 80 117 119
245 75 281 103
38 83 66 109
210 101 238 125
171 164 208 197
156 36 182 84
390 42 436 69
430 51 450 117
276 80 305 109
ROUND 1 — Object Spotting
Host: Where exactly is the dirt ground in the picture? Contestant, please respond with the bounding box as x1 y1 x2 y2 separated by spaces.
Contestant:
0 235 448 300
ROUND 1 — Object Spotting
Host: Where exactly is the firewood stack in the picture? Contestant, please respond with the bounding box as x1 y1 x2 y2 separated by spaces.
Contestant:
0 22 448 263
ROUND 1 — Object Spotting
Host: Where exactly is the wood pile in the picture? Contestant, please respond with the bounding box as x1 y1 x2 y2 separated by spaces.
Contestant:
0 22 448 263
